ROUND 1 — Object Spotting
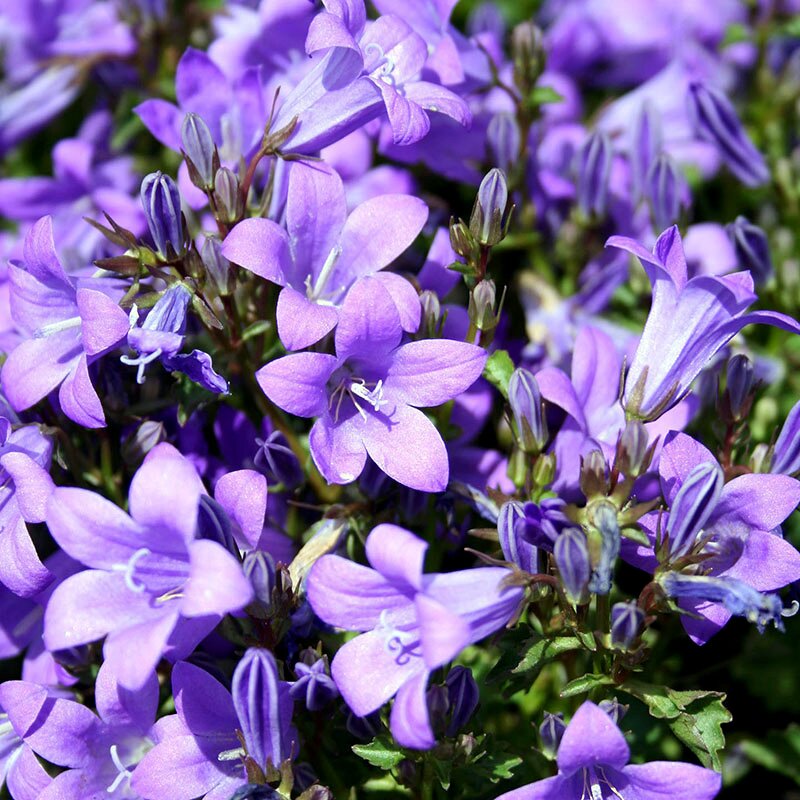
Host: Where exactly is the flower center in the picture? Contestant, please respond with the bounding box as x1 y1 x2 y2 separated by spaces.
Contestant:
376 611 422 666
580 766 624 800
364 42 399 88
110 548 152 593
328 371 388 423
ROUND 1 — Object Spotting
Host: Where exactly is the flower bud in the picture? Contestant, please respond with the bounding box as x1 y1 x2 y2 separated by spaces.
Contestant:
254 430 304 489
631 101 662 203
610 601 645 649
181 112 219 190
598 698 628 724
580 449 608 499
449 218 478 263
587 502 620 595
511 21 544 94
554 527 591 604
646 153 687 232
243 550 277 610
539 712 566 758
419 290 442 337
508 368 548 454
723 354 754 422
615 420 651 477
666 460 724 557
427 683 450 732
290 656 338 711
470 168 509 247
772 399 800 475
214 166 243 223
121 420 166 466
727 215 773 284
576 131 612 218
201 236 233 296
445 666 480 736
488 112 520 174
687 81 769 187
468 279 498 332
232 648 295 772
140 171 185 259
498 501 534 571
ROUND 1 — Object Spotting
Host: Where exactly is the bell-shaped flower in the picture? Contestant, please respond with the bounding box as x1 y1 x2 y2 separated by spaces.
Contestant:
494 701 720 800
0 694 52 799
622 432 800 644
1 217 130 428
132 651 296 800
42 443 253 689
0 660 160 799
607 226 800 421
256 276 486 491
306 523 524 749
272 0 470 153
122 283 228 394
222 162 427 351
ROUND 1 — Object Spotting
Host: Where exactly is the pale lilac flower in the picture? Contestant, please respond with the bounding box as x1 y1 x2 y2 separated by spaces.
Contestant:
306 524 523 749
256 276 486 491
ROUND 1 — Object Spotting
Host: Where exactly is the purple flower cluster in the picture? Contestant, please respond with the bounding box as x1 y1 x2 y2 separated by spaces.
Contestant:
1 0 800 798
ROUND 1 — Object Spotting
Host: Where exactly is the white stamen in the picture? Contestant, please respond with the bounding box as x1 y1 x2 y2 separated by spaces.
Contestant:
33 316 82 339
350 379 387 414
218 746 247 762
111 548 151 593
106 744 133 794
308 245 342 300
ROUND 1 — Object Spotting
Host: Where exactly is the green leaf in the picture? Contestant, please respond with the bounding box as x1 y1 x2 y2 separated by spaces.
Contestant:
431 757 452 790
352 736 405 770
488 633 585 696
529 86 564 106
241 319 272 342
721 22 750 47
622 680 731 770
740 725 800 785
486 753 523 782
483 350 515 399
560 673 614 698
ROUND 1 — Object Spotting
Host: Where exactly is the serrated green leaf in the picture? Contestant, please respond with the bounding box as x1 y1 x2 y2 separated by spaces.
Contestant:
560 673 614 698
513 636 584 675
484 350 515 398
622 680 730 770
352 736 405 770
487 754 523 782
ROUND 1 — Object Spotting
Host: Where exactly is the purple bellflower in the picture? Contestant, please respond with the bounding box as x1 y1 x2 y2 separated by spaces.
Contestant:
1 217 130 428
0 661 160 799
607 226 800 421
256 276 487 491
222 161 427 351
306 523 524 749
772 398 800 475
271 0 471 153
132 650 296 800
494 700 721 800
622 432 800 644
122 283 228 394
43 443 254 689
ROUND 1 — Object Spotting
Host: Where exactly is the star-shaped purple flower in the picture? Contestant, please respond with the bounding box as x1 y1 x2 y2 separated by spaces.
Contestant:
256 276 487 491
494 700 721 800
307 523 524 749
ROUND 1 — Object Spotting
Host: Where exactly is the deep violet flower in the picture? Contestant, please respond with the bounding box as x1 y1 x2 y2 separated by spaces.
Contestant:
306 524 523 749
221 161 427 351
494 701 721 800
256 276 486 491
131 650 296 800
622 432 800 644
1 217 130 428
607 226 800 421
43 443 253 689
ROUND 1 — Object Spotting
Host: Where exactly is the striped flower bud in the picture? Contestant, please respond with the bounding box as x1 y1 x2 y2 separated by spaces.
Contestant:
554 527 591 604
140 171 185 259
665 460 724 557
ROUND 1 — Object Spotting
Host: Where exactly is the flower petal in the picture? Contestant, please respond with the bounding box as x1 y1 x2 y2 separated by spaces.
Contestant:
256 353 337 417
309 415 368 484
556 701 630 774
182 539 253 617
276 286 339 351
221 218 291 284
622 761 721 799
389 669 434 749
365 523 428 593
